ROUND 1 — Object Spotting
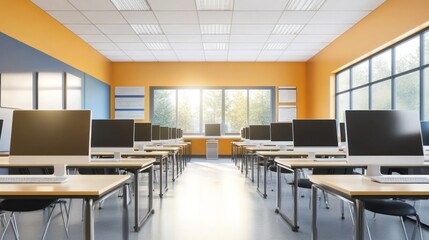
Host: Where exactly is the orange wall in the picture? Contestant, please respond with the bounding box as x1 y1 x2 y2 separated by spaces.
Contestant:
111 62 307 120
184 138 241 156
306 0 429 118
0 0 111 84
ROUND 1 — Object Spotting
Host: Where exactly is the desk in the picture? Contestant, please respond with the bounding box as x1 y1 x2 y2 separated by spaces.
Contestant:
256 151 308 198
0 175 130 240
164 143 188 170
274 158 365 232
144 147 180 181
0 158 154 232
308 175 429 240
243 146 279 181
92 151 169 198
232 142 255 171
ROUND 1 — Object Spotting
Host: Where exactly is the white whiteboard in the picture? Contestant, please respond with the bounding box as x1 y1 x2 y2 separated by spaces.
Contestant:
278 87 296 103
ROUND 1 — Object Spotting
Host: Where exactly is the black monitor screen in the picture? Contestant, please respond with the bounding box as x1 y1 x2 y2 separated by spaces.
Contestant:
10 110 91 155
172 128 177 139
245 127 250 139
205 124 221 136
160 127 169 140
249 125 270 140
293 119 338 147
0 120 3 141
270 122 293 141
346 110 423 156
91 120 134 148
421 121 429 146
178 129 182 138
135 123 152 141
339 122 346 142
152 125 160 141
241 128 244 138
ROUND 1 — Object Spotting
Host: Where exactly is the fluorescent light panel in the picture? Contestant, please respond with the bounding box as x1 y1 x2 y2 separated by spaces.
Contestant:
111 0 151 10
272 24 304 35
203 43 228 50
196 0 233 10
264 43 288 50
145 43 171 50
285 0 326 11
201 24 231 34
131 24 163 35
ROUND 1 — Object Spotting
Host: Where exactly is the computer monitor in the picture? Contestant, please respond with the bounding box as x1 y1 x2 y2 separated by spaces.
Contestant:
270 122 293 150
205 124 221 137
9 110 91 176
292 119 339 158
249 125 271 145
421 121 429 151
152 125 160 141
134 122 152 150
339 122 346 143
346 110 423 176
91 119 135 159
160 127 169 141
245 127 250 140
178 128 183 139
172 127 177 139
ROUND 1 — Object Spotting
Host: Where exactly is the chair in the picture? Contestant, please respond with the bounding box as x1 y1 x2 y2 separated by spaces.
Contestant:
363 199 423 240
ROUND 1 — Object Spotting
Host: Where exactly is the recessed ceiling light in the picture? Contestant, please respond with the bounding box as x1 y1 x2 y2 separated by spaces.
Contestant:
145 43 171 50
200 24 231 34
111 0 151 10
272 24 304 35
285 0 326 11
264 43 288 50
203 43 228 50
196 0 234 10
131 24 163 35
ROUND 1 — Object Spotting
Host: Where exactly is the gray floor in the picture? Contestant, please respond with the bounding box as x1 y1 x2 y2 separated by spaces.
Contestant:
3 158 429 239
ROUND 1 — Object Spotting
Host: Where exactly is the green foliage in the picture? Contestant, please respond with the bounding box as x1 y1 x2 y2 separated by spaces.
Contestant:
153 90 176 127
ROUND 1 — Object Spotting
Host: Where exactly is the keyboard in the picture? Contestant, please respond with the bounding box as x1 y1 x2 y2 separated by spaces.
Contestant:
371 176 429 184
0 176 68 183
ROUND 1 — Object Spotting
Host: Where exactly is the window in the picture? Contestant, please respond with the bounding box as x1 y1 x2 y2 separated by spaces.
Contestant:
38 72 63 110
151 87 274 134
336 27 429 121
66 73 83 110
0 73 33 109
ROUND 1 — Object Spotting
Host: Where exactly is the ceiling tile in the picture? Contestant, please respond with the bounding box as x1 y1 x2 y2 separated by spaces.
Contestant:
171 43 203 50
147 0 197 10
82 11 127 24
79 34 111 43
257 57 279 62
300 24 352 35
121 11 158 24
259 50 284 57
232 11 283 24
131 55 157 61
154 11 199 24
139 35 169 42
68 0 117 10
167 35 202 43
90 43 121 51
65 24 102 34
198 11 233 24
293 34 339 43
47 11 90 24
205 57 228 62
229 43 265 50
161 25 201 35
282 50 317 56
278 56 311 61
309 11 370 24
205 51 228 56
228 50 260 57
151 50 177 57
230 25 274 35
98 50 125 55
277 11 316 24
107 34 142 42
179 57 206 62
118 43 149 50
31 0 76 10
320 0 385 11
175 50 205 56
229 35 269 43
124 50 153 55
233 0 288 10
155 56 179 61
266 35 295 42
96 24 135 34
228 56 256 61
202 35 230 42
287 42 328 50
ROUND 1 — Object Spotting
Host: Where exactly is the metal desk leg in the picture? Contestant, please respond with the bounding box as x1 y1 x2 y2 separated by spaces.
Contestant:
276 165 299 232
122 184 129 240
159 156 167 198
311 185 318 240
174 152 179 179
133 166 154 232
355 200 365 240
263 156 267 198
251 153 255 182
276 165 281 212
171 154 175 182
84 199 94 240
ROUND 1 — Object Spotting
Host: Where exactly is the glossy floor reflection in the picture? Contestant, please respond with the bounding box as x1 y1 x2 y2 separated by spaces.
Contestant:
4 158 429 240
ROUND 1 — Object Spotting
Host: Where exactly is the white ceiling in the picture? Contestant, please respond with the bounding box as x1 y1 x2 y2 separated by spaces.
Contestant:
31 0 386 62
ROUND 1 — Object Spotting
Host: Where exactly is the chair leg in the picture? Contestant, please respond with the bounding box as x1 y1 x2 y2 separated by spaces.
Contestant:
41 204 57 240
366 220 373 240
341 200 345 219
1 212 19 240
411 214 424 240
322 191 330 209
59 202 70 239
400 216 409 240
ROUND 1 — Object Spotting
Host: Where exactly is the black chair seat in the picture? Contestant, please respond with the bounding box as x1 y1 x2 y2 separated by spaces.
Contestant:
297 178 312 189
0 199 58 212
364 199 417 217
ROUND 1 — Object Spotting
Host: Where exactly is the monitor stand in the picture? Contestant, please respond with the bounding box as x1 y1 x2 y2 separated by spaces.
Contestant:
366 164 382 176
113 152 121 160
54 164 67 177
